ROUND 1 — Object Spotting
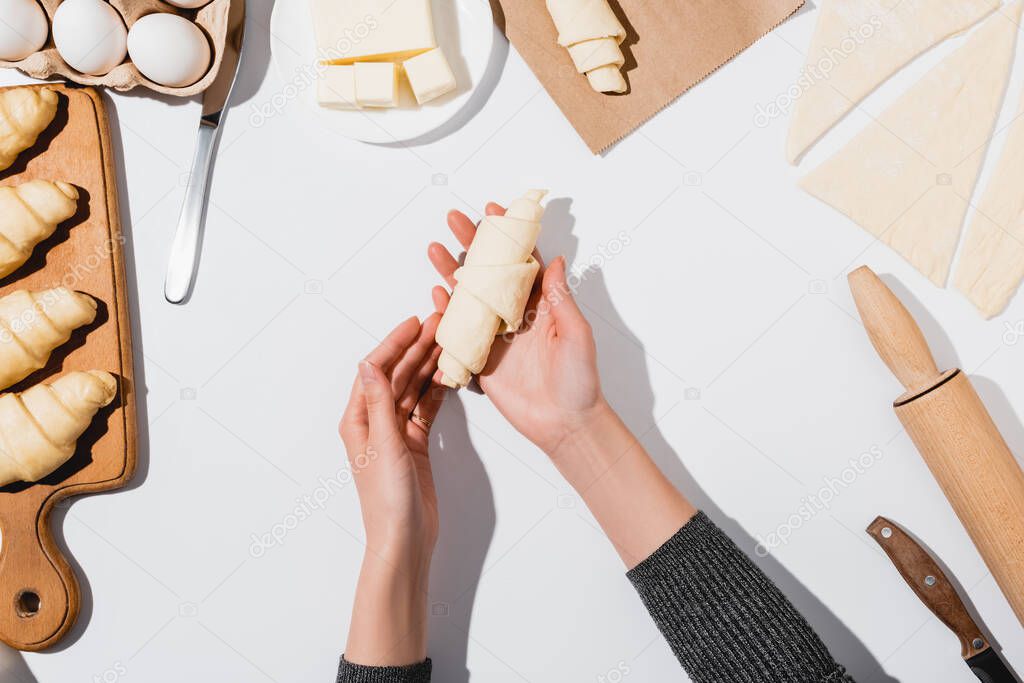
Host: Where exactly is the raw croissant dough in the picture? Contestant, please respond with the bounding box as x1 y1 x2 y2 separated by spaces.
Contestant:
0 370 117 486
436 190 546 388
0 87 58 171
801 3 1021 286
0 180 79 279
787 0 997 164
0 288 97 390
546 0 627 93
954 80 1024 318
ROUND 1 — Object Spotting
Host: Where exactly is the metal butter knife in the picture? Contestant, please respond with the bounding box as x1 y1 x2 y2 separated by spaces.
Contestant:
867 516 1019 683
164 0 246 304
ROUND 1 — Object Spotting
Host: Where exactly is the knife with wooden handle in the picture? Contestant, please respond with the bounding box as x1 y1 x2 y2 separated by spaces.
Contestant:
849 266 1024 627
867 517 1018 683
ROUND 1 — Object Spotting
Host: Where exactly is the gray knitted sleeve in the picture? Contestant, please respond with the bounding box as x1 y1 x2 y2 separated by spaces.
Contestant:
627 511 855 683
336 657 431 682
336 513 854 682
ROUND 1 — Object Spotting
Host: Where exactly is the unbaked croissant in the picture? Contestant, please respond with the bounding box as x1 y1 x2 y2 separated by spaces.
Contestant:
0 288 97 391
436 190 546 388
0 87 58 172
546 0 627 93
0 180 79 279
0 370 117 486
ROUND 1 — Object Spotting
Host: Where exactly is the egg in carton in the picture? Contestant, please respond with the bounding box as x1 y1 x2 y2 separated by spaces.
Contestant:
0 0 232 97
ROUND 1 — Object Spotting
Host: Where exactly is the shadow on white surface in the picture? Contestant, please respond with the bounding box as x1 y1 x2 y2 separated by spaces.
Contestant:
974 377 1024 474
0 642 36 683
879 274 962 371
427 398 495 683
229 0 277 111
577 265 898 681
414 195 890 678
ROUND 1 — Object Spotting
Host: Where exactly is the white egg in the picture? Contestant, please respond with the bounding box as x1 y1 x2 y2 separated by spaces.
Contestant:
52 0 128 76
161 0 211 8
0 0 48 61
127 14 211 88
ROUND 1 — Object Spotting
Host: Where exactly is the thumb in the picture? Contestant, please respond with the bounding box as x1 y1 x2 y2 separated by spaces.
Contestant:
358 360 400 442
541 257 590 338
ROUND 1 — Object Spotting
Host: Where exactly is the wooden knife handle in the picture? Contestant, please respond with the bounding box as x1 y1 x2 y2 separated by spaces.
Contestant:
848 266 942 394
867 516 988 659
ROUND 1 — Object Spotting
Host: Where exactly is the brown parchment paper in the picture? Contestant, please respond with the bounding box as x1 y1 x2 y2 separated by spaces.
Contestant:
497 0 805 153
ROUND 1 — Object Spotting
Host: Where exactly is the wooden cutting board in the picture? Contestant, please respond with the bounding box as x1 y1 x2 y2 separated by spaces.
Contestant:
0 84 136 652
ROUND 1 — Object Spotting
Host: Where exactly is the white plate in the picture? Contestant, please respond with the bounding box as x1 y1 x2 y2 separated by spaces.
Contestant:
269 0 498 144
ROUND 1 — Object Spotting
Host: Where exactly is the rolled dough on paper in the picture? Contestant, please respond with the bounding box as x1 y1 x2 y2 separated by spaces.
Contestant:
954 83 1024 318
787 0 998 164
800 2 1022 287
547 0 625 47
546 0 628 93
499 0 805 152
436 191 546 389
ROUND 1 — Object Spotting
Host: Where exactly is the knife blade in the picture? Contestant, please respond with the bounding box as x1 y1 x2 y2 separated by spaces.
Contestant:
164 0 246 304
867 516 1019 683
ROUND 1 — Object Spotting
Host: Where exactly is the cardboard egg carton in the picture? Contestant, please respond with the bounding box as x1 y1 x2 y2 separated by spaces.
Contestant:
0 0 231 96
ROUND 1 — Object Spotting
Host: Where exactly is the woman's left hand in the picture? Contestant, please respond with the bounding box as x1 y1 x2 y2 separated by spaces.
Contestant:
339 314 446 666
340 313 445 563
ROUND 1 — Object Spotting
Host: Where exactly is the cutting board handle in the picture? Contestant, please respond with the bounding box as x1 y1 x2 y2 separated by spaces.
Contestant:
0 499 76 651
848 266 942 394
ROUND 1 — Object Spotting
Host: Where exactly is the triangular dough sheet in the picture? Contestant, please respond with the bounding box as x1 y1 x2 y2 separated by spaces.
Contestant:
787 0 998 164
801 3 1022 287
954 81 1024 318
455 258 540 331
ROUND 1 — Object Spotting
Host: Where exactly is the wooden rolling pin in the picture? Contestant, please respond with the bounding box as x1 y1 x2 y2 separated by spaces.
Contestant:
849 266 1024 626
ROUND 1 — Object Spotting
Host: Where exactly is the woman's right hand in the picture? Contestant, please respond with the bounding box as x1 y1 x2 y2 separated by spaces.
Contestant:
428 203 611 461
430 204 696 567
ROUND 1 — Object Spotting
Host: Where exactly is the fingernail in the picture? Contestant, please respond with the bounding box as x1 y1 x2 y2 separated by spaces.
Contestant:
358 361 377 385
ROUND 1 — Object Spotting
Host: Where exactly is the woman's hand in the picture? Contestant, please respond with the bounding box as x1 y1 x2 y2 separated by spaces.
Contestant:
430 206 696 567
428 203 609 461
338 314 446 666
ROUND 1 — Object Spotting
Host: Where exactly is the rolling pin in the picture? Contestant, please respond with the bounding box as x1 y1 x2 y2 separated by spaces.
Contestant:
848 266 1024 626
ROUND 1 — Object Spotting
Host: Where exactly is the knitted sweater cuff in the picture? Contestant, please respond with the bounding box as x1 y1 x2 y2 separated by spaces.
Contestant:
626 512 855 683
336 657 432 682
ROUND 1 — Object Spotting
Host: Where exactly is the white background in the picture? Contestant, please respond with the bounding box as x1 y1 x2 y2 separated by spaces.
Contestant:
3 0 1024 681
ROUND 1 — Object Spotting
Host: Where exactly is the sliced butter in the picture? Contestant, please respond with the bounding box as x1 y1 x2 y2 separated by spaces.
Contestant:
355 62 398 107
402 47 456 104
317 64 359 109
312 0 436 65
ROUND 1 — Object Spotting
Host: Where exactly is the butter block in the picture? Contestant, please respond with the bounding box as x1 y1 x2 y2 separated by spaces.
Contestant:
355 61 398 107
402 47 456 104
317 64 359 109
312 0 436 64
